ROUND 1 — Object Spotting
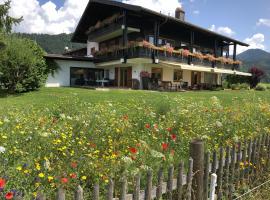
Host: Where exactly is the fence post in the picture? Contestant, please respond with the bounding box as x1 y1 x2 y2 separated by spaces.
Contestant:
74 185 83 200
145 170 153 200
190 139 204 200
209 173 217 200
93 182 100 200
57 188 65 200
133 173 141 200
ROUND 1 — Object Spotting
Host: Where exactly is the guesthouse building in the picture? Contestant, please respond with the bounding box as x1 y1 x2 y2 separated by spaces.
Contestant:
45 0 251 90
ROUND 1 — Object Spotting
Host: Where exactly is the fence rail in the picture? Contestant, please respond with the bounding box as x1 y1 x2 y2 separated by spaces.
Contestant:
13 134 270 200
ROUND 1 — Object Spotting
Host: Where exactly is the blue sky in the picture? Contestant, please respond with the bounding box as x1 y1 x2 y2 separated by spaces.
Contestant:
14 0 270 53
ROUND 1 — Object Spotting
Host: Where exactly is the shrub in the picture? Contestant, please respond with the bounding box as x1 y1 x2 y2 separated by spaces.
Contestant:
239 83 250 90
255 84 266 91
249 67 265 88
0 34 53 93
231 83 240 90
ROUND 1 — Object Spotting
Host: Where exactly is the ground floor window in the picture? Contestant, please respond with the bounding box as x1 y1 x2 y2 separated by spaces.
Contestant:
70 67 104 86
173 69 183 82
152 67 162 80
204 73 218 85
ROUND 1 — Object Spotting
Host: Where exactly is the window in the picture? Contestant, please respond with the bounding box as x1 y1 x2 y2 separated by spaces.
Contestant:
70 68 104 86
173 69 183 82
152 68 162 80
104 69 110 79
204 73 217 85
148 36 154 44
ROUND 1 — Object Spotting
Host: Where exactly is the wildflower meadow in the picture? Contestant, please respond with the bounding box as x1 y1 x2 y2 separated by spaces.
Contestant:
0 88 270 198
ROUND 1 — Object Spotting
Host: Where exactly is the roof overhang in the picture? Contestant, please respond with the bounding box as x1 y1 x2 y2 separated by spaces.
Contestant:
72 0 249 47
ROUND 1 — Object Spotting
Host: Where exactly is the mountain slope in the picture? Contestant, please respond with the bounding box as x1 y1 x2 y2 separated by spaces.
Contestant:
16 33 86 54
238 49 270 82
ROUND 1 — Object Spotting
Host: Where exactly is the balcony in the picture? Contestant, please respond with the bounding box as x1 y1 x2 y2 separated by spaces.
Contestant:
87 14 140 42
94 41 241 70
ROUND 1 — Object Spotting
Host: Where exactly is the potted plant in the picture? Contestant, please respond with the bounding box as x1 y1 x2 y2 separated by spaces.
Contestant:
140 71 151 90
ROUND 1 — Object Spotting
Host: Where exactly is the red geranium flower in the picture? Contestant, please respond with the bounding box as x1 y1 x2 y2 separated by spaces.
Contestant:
171 134 177 141
61 178 69 184
70 173 77 179
71 162 78 168
5 192 13 200
167 127 172 132
162 143 169 151
145 123 150 129
0 178 6 189
129 147 138 154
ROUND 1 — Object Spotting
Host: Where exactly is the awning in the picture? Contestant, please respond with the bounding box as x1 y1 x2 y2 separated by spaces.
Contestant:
160 61 212 73
235 71 252 76
213 68 235 75
160 61 252 76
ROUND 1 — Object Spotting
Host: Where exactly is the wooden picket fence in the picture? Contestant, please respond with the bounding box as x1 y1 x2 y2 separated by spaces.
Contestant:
35 134 270 200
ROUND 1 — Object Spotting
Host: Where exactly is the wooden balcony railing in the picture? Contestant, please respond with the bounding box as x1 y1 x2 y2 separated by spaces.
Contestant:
94 41 241 70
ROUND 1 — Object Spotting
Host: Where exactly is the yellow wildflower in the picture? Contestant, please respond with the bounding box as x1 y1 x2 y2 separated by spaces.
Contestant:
38 173 45 178
16 166 22 171
81 176 87 180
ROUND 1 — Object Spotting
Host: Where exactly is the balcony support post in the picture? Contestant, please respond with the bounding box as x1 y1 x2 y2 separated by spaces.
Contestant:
153 21 160 63
213 39 218 68
220 46 224 57
188 31 194 65
122 10 128 63
233 42 237 70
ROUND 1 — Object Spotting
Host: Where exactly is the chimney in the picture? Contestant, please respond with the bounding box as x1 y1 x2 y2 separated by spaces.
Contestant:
175 7 185 21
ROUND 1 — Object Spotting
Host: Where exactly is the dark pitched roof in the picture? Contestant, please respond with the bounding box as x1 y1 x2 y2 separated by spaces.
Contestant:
72 0 249 47
44 54 94 62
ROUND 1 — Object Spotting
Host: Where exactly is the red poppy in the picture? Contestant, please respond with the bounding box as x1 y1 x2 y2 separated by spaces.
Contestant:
5 192 13 200
171 134 177 141
167 127 172 132
70 173 77 179
162 143 169 151
61 178 68 184
71 162 78 168
129 147 138 154
0 178 6 189
145 124 150 129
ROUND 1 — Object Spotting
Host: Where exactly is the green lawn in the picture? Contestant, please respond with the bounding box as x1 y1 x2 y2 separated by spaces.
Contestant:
1 87 270 109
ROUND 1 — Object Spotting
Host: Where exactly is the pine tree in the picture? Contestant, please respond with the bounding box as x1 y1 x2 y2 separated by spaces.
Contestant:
0 0 23 33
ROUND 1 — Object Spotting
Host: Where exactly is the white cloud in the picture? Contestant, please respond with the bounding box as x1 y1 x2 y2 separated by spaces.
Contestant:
0 0 89 34
122 0 182 16
193 10 200 15
257 18 270 27
236 33 265 54
209 25 235 37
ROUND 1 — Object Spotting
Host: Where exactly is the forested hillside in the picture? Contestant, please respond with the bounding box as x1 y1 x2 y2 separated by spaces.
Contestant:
16 33 85 54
